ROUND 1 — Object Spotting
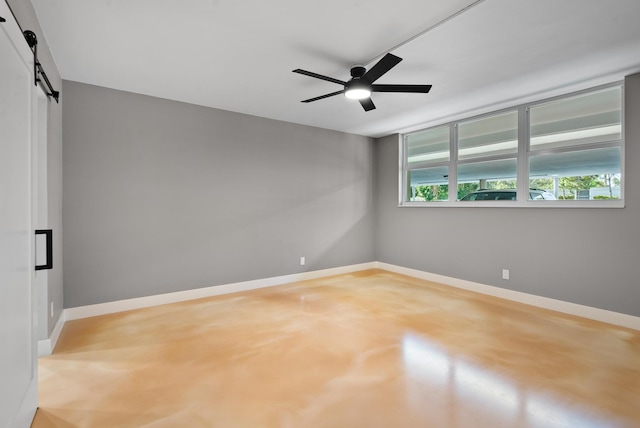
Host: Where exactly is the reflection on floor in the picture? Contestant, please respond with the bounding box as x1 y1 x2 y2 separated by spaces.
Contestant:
33 270 640 427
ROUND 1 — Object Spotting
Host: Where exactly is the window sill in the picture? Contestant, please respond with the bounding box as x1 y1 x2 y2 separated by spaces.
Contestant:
398 200 625 208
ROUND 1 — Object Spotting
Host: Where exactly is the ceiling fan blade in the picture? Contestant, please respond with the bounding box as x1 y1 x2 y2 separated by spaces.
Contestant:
371 84 432 93
362 53 402 83
293 69 346 86
301 90 345 103
359 98 376 111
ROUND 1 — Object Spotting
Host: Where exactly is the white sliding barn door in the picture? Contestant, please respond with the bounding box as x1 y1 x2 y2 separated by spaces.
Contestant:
0 2 39 427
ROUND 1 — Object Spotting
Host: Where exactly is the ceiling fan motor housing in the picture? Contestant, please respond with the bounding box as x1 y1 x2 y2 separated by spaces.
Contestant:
345 79 370 92
346 65 371 98
350 65 367 79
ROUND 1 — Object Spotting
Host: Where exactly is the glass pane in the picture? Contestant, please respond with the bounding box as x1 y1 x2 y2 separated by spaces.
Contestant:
530 86 622 151
458 111 518 159
457 158 517 201
529 146 621 200
406 126 450 165
407 166 449 202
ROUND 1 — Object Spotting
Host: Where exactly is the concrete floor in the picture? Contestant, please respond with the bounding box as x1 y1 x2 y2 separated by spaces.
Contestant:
32 270 640 427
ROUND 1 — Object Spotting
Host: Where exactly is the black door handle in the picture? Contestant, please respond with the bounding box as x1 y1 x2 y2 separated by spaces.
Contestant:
35 229 53 270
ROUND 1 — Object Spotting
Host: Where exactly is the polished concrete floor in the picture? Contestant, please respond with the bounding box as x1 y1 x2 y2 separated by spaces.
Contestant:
33 270 640 427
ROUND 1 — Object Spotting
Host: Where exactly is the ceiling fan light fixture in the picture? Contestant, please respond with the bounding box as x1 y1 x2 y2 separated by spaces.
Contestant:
344 79 372 100
345 87 372 100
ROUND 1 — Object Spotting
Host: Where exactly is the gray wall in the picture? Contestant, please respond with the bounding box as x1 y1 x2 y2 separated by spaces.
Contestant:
62 81 375 308
374 73 640 317
61 74 640 316
8 0 64 338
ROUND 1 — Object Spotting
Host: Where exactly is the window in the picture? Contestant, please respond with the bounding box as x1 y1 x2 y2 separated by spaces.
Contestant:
405 125 450 202
457 111 519 201
527 86 622 201
400 83 623 207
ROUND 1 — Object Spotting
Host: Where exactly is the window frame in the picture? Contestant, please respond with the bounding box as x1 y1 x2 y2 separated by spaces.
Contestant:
403 123 452 203
399 82 625 208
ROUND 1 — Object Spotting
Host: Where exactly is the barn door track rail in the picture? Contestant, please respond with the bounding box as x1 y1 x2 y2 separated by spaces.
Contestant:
1 1 60 102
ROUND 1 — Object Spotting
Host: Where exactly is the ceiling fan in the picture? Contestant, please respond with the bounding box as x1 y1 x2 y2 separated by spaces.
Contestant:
293 53 432 111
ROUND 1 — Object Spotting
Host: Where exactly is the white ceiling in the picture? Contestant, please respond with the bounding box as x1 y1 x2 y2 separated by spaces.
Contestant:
32 0 640 138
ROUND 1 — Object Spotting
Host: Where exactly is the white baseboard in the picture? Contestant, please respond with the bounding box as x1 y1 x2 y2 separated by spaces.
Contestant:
45 261 639 349
37 310 66 357
376 262 640 331
64 262 377 321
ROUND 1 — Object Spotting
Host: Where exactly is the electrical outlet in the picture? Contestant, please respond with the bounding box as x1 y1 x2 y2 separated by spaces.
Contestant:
300 256 306 266
502 269 510 280
50 301 54 318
